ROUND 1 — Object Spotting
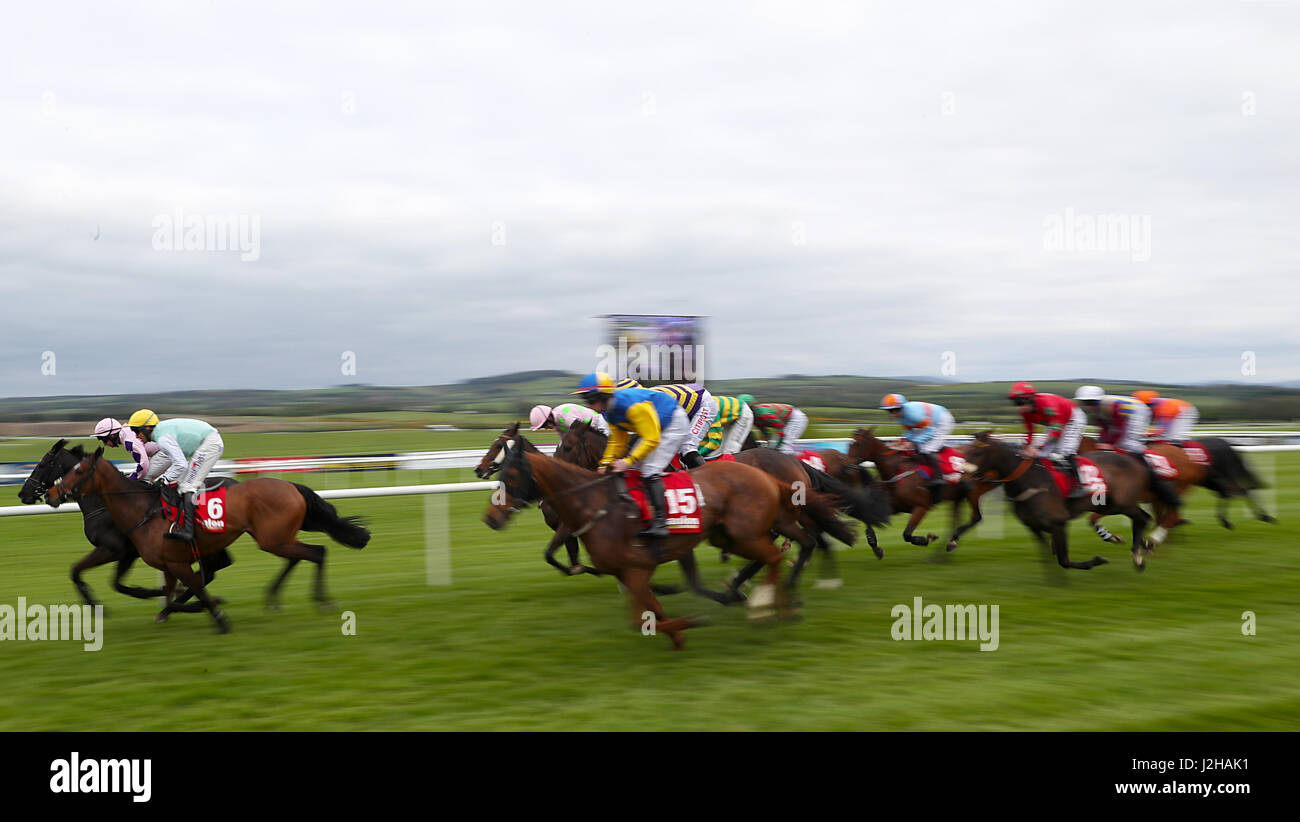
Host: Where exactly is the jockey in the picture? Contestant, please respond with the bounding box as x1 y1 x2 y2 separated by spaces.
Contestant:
739 395 808 455
615 379 717 469
1134 390 1198 444
574 372 690 538
528 403 610 437
1075 386 1182 510
879 393 954 494
128 410 226 542
698 395 754 460
1007 382 1088 498
91 417 157 480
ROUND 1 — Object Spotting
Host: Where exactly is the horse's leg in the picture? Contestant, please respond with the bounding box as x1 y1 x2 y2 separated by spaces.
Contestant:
155 571 179 623
672 551 731 605
1089 511 1124 544
947 487 986 551
165 561 230 633
811 532 841 589
1245 490 1277 524
1129 507 1152 571
265 559 300 610
1050 522 1108 570
70 544 117 608
901 505 937 547
864 522 883 558
108 551 168 600
621 565 693 650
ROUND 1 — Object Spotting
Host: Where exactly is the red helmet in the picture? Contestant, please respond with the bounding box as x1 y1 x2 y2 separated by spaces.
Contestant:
1008 381 1037 400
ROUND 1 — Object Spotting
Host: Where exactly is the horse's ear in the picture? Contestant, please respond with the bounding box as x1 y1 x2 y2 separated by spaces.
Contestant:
50 439 68 454
93 446 104 459
509 421 520 434
974 430 993 442
69 445 84 457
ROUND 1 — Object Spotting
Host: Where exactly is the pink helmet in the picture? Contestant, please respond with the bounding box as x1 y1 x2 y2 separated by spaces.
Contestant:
528 405 554 431
92 418 123 438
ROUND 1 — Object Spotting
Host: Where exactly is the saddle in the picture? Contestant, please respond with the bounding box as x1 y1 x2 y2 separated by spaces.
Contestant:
621 470 704 533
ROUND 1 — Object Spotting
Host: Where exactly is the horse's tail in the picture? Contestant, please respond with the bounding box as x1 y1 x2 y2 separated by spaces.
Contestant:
1204 439 1265 491
775 477 858 547
294 484 370 548
801 463 892 526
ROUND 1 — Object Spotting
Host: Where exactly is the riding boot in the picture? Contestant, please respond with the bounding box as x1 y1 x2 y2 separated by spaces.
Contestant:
681 450 705 469
1064 455 1090 499
168 491 197 542
638 474 671 540
918 452 944 504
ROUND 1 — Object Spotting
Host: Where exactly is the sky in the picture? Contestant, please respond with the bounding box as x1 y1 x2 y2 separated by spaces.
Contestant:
2 0 1299 398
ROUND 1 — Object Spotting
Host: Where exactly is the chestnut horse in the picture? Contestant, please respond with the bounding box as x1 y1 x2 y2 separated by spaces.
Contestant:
46 447 370 632
557 422 891 596
846 428 993 552
482 434 819 649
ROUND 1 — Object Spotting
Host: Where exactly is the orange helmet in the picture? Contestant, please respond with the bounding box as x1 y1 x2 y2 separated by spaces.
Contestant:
1133 390 1159 405
1008 382 1037 400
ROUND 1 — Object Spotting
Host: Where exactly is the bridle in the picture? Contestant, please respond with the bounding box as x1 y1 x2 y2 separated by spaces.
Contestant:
963 440 1034 485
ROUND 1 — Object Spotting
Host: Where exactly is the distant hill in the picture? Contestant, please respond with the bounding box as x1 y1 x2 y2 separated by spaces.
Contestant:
0 374 1296 425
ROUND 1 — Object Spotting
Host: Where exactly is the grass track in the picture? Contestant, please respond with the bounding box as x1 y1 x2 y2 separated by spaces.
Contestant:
0 433 1296 731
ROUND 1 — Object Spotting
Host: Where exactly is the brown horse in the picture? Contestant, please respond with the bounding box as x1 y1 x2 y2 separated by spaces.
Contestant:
846 428 993 552
46 447 370 631
961 432 1154 570
482 434 817 649
1079 436 1193 546
558 422 891 596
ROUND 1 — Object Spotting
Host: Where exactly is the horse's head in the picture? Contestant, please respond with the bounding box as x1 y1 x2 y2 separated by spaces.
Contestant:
482 434 542 530
46 446 105 508
848 427 885 461
556 420 604 468
475 422 521 479
17 439 74 505
961 431 1015 479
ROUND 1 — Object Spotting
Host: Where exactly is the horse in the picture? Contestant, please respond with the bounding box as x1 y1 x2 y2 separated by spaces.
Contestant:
845 428 994 553
477 422 725 603
961 431 1154 570
1176 437 1275 529
17 439 233 609
1079 436 1193 547
558 421 892 596
46 447 370 632
482 434 822 649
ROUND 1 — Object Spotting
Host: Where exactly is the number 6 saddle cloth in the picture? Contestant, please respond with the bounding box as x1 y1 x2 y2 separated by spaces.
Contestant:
160 482 233 534
622 470 705 533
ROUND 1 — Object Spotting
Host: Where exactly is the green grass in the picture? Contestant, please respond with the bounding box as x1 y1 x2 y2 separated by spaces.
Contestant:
0 432 1296 730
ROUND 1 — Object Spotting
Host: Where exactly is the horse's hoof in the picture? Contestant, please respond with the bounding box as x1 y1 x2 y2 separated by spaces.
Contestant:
1219 518 1233 530
1093 556 1110 566
945 540 958 552
154 612 170 623
814 578 843 590
214 612 231 633
264 600 281 612
1260 515 1278 524
872 546 884 559
316 599 339 613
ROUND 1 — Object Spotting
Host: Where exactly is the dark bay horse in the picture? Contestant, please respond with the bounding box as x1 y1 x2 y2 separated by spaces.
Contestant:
846 428 993 552
483 435 820 649
46 447 370 631
17 440 232 609
961 432 1153 570
1079 436 1192 546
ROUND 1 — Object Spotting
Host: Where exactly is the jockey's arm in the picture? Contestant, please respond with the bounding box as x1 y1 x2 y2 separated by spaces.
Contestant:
624 402 663 465
125 437 150 480
600 427 629 467
153 432 188 484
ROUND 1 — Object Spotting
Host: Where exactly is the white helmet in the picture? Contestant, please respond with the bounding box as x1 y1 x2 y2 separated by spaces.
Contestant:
528 405 554 431
1074 385 1105 402
92 418 123 438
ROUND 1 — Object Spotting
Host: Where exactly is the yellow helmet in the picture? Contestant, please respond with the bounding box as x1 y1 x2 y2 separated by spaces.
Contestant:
127 409 160 428
572 372 617 395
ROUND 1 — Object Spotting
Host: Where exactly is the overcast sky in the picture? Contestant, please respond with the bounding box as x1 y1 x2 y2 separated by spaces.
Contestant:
3 0 1298 398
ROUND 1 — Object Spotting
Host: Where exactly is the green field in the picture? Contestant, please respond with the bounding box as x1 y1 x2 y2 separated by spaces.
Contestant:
0 429 1296 731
